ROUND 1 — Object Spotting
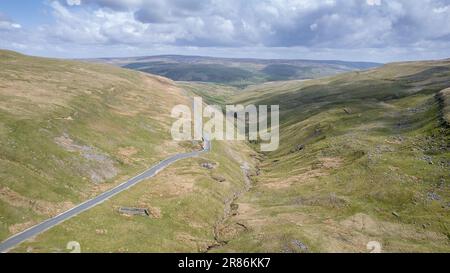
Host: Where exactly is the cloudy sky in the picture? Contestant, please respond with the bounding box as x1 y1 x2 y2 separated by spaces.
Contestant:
0 0 449 62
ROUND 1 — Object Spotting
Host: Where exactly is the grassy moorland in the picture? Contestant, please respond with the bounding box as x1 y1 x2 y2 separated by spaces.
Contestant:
176 81 240 106
0 50 194 242
11 140 257 253
1 50 449 253
207 60 450 252
0 50 258 252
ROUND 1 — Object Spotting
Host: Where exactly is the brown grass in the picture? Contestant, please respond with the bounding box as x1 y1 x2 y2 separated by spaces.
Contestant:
0 187 74 217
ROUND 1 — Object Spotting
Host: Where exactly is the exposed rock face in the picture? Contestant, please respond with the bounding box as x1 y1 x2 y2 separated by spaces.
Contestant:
436 88 450 127
55 133 117 183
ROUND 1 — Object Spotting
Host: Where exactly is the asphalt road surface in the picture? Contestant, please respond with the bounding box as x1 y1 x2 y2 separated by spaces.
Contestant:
0 139 211 253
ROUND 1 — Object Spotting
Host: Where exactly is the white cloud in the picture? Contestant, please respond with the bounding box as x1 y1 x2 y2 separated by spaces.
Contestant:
366 0 381 6
45 1 154 44
0 13 22 30
433 5 449 13
1 0 450 62
66 0 81 6
0 21 21 30
38 0 449 50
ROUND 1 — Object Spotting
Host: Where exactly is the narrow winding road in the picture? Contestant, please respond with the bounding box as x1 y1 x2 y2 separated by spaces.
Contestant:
0 139 211 253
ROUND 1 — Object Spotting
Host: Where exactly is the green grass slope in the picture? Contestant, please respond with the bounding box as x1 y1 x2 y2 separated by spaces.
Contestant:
176 82 240 106
2 50 449 253
0 50 193 242
214 60 450 252
0 50 259 253
10 140 258 253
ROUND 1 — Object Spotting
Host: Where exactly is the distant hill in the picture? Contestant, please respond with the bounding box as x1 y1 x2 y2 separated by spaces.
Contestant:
85 55 381 86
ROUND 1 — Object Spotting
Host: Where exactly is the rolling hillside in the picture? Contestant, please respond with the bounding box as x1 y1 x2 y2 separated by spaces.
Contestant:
1 50 449 253
87 55 380 87
0 50 258 253
0 50 196 242
208 60 450 252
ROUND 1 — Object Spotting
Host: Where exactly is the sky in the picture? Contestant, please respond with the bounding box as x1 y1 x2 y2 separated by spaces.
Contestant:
0 0 449 63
